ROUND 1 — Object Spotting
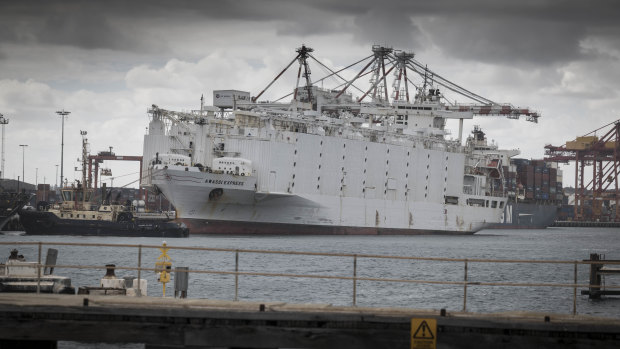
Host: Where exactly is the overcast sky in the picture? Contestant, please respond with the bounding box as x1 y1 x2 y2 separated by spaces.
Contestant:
1 0 619 189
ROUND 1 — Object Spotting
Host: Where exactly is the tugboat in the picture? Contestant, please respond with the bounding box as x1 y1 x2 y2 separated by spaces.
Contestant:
18 131 189 238
0 191 31 230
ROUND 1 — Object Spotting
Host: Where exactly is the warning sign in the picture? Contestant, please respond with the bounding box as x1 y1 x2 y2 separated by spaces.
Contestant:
411 318 436 349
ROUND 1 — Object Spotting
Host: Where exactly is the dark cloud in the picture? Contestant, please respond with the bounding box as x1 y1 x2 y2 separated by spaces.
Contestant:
422 16 586 65
351 9 427 50
1 0 619 65
0 1 138 51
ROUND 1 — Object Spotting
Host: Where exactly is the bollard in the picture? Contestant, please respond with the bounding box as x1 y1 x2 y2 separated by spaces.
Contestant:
174 267 189 298
104 264 116 278
123 276 135 288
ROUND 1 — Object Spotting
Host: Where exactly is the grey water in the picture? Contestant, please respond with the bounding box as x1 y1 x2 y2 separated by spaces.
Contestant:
2 227 620 318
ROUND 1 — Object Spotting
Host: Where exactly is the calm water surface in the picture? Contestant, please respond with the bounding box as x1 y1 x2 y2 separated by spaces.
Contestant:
2 227 620 318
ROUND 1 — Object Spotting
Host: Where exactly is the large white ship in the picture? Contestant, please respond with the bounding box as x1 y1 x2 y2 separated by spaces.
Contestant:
142 45 539 235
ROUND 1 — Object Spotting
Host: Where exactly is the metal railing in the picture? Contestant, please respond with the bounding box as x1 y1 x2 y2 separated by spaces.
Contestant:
2 241 619 315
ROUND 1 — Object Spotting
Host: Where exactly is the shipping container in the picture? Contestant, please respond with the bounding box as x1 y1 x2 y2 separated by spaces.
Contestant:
512 158 531 167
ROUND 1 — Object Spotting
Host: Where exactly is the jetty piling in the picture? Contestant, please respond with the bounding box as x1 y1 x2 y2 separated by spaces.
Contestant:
581 253 620 299
43 248 57 275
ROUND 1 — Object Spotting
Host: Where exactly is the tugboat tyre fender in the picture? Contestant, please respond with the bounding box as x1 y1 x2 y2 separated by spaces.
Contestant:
97 216 102 220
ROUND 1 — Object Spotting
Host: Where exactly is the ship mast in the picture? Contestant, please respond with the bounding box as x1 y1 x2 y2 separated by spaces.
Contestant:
80 130 89 209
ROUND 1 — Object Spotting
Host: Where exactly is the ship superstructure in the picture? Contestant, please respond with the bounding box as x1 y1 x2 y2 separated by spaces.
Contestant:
143 45 539 234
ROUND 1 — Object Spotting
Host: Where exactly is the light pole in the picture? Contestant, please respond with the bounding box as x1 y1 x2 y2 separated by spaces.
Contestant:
0 114 8 179
55 164 59 188
56 109 70 188
19 144 28 185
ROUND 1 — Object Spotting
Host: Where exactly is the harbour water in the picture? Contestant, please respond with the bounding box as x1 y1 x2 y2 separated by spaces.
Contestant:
2 227 620 318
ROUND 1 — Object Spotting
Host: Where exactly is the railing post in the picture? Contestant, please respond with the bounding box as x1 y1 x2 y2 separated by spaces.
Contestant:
573 261 578 315
137 245 142 296
352 254 357 306
37 242 42 294
463 259 468 312
234 250 239 301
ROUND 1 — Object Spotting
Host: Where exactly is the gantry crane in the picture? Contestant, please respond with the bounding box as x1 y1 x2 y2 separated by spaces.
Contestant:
545 120 620 222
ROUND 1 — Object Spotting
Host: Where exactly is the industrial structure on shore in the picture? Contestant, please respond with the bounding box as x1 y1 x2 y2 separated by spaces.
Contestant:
546 120 620 223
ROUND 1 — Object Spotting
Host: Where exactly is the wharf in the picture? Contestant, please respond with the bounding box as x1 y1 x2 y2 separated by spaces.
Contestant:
1 293 620 349
552 221 620 228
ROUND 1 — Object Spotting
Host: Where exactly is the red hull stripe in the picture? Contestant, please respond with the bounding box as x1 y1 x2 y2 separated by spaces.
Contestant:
178 219 476 235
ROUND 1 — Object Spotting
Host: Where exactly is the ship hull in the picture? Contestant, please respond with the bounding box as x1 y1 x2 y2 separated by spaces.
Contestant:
488 201 558 229
19 210 189 238
153 168 502 235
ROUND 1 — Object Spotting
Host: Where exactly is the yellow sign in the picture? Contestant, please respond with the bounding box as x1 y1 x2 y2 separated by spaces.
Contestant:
411 318 436 349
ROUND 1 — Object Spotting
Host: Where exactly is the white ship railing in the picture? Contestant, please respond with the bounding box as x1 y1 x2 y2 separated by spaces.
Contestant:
2 241 610 315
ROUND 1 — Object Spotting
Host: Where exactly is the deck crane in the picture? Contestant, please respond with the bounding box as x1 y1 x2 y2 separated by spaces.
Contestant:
250 44 541 142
